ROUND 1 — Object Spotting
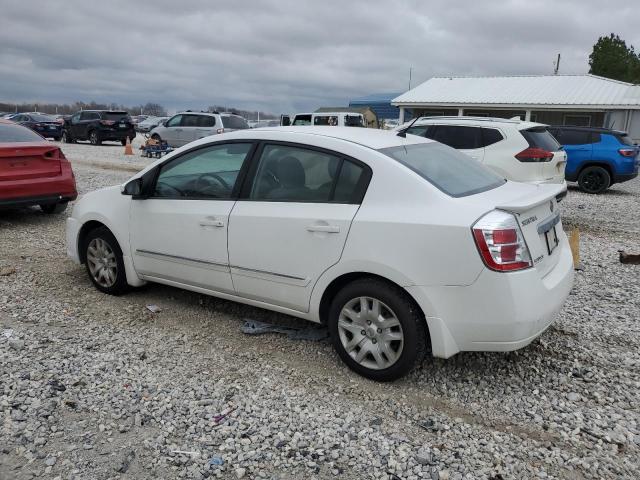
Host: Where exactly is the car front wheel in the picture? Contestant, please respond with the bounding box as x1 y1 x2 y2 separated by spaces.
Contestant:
83 227 128 295
61 131 74 143
89 131 101 145
328 278 428 381
578 166 610 194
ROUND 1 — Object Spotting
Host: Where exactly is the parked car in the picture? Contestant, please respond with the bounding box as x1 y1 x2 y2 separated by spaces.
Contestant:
251 119 280 128
382 118 400 130
547 126 639 194
62 110 136 145
9 112 63 140
136 116 168 133
0 119 77 213
396 117 567 187
66 127 573 381
130 115 148 125
149 112 249 147
281 112 365 128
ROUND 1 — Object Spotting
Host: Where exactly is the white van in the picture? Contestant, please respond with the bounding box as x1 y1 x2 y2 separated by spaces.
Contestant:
281 112 365 128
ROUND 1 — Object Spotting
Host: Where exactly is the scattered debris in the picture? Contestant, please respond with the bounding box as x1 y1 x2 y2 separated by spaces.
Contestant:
207 455 224 467
64 399 78 409
568 227 581 269
48 379 66 392
116 450 136 473
213 406 237 425
0 266 16 276
145 304 162 314
172 450 201 458
241 319 328 341
2 329 13 338
618 250 640 264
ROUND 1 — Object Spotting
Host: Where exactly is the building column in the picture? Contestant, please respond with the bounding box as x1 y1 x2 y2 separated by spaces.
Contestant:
525 110 532 121
399 107 405 123
458 108 464 116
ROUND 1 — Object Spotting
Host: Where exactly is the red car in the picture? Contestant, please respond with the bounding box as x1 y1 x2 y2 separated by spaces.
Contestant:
0 119 77 213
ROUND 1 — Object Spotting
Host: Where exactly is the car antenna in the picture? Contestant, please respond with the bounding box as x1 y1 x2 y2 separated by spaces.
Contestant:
396 116 422 138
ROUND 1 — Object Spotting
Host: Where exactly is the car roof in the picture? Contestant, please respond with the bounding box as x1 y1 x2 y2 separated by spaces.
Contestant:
404 116 544 130
225 126 434 150
177 111 243 117
550 125 627 135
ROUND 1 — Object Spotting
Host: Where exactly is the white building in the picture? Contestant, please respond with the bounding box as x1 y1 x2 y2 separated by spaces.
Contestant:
392 74 640 141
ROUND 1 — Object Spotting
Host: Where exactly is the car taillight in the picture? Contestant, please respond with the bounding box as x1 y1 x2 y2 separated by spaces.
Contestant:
618 148 636 157
515 147 553 162
100 120 115 126
472 210 532 272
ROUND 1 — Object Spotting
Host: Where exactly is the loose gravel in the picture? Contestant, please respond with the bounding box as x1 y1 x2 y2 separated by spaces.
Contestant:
1 142 639 479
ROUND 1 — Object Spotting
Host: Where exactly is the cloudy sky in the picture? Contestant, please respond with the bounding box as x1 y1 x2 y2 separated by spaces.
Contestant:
1 0 639 114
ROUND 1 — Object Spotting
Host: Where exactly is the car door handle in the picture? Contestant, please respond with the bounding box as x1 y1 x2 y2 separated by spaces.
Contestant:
199 219 224 228
175 128 183 132
306 224 340 233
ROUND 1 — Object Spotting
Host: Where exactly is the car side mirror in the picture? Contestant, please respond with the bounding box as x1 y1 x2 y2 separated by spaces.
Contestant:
122 178 144 198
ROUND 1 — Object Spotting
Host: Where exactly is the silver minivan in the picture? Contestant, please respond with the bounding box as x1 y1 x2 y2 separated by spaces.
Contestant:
149 112 249 147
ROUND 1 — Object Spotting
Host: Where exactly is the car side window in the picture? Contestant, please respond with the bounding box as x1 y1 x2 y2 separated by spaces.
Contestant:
71 113 81 124
166 115 182 128
249 144 366 203
429 125 482 150
556 130 591 145
406 125 429 137
79 112 90 121
292 115 312 126
182 115 200 127
90 112 100 120
198 115 216 127
153 143 253 199
481 128 504 147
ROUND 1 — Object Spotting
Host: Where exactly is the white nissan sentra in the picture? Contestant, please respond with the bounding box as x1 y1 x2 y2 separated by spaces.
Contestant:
66 127 574 381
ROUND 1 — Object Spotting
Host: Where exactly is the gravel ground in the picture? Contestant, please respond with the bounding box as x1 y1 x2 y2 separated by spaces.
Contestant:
1 142 639 480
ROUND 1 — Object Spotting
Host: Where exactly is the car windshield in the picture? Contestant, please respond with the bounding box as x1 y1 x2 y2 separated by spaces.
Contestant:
0 123 44 142
103 112 129 121
221 116 249 129
378 142 505 197
30 114 56 122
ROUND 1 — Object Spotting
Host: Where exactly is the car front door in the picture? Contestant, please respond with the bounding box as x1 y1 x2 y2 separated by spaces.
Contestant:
129 142 256 292
162 114 183 147
228 143 370 312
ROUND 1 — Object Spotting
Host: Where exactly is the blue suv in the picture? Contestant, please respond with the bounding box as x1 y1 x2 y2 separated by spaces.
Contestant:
549 126 639 193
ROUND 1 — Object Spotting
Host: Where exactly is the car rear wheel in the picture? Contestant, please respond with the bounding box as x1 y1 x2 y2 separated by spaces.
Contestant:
578 166 610 194
120 139 127 146
83 227 128 295
328 278 428 381
89 131 101 146
40 202 68 214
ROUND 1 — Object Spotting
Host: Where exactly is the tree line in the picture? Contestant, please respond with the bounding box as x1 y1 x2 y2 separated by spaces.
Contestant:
0 101 168 117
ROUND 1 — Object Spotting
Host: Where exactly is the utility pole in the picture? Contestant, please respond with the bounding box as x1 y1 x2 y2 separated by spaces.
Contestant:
554 53 561 75
409 67 413 90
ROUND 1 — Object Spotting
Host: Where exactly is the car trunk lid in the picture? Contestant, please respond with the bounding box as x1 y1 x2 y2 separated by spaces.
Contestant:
0 143 63 181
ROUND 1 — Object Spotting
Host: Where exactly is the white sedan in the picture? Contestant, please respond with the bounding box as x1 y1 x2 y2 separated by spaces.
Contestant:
66 127 574 381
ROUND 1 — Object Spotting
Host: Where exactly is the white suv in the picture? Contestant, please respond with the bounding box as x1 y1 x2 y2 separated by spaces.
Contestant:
150 111 249 147
397 117 567 186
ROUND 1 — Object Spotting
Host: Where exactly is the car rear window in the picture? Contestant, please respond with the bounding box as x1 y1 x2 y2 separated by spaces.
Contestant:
379 142 505 197
0 123 44 142
615 133 634 146
102 112 129 121
30 114 56 122
221 116 249 129
521 127 561 151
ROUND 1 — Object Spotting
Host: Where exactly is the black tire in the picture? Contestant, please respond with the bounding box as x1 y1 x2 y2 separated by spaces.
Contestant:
89 131 101 146
82 227 129 295
40 202 68 214
61 131 74 144
53 136 61 142
328 278 428 382
578 166 610 194
120 139 127 146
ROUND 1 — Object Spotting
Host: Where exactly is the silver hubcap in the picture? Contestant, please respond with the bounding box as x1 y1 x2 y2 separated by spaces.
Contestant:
86 238 117 288
338 297 404 370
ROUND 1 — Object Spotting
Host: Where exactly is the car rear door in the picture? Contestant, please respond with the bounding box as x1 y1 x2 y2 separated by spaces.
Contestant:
195 115 217 141
427 125 485 162
227 142 370 312
179 114 201 145
548 128 590 181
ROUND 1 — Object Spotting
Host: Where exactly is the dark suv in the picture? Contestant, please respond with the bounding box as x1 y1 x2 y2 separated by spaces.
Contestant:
62 111 136 145
549 126 639 193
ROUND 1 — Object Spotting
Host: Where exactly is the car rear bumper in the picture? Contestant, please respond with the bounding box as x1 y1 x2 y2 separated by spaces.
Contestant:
407 233 574 358
33 126 62 137
0 165 77 208
612 171 638 184
98 129 136 141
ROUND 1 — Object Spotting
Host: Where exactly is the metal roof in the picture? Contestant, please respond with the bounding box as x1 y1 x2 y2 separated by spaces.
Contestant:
392 75 640 109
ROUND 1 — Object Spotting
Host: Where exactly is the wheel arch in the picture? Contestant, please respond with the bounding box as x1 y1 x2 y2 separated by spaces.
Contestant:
577 161 614 179
77 220 108 264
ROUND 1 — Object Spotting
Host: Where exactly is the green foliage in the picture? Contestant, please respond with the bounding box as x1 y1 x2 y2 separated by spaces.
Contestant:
589 33 640 83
